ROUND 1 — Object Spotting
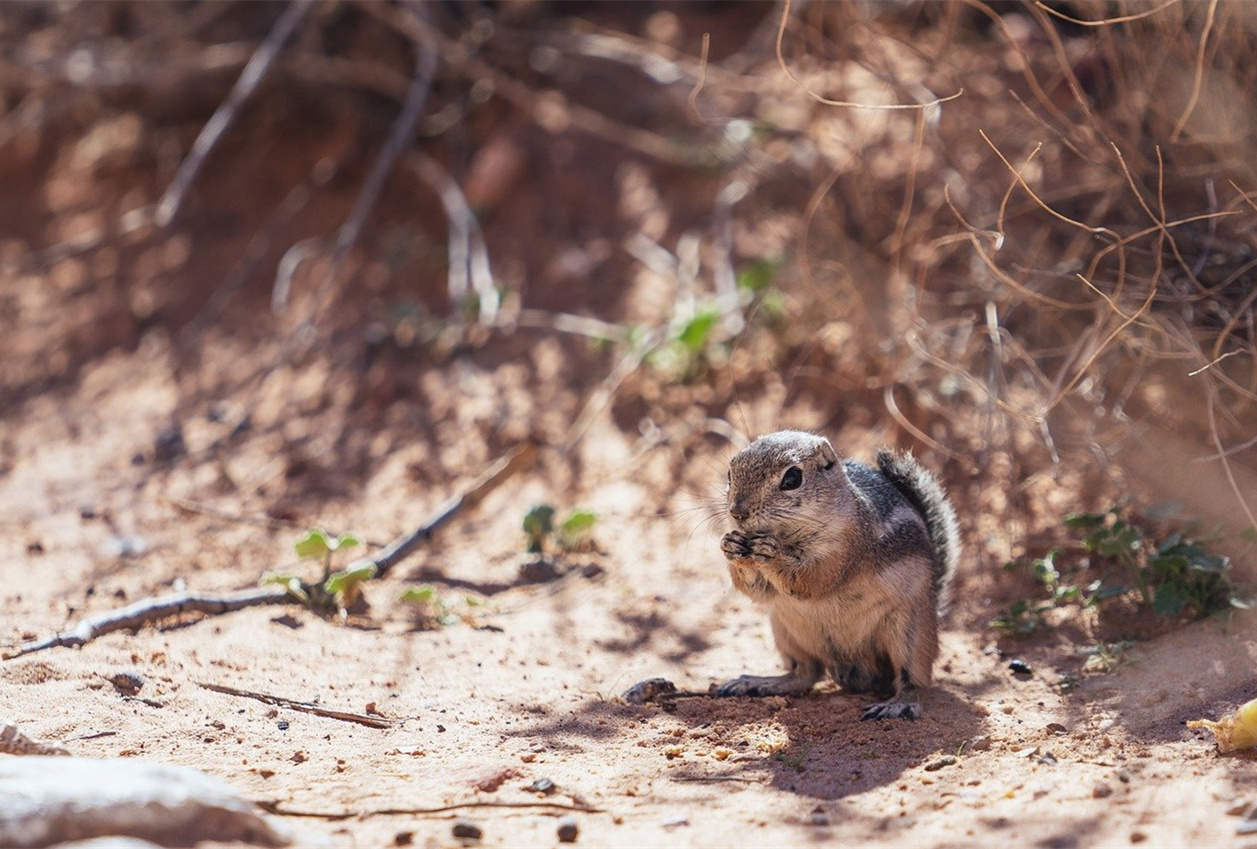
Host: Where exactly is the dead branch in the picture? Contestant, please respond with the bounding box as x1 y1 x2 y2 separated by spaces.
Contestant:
155 0 313 228
0 718 71 756
3 587 292 660
258 799 603 821
328 3 438 280
196 681 396 729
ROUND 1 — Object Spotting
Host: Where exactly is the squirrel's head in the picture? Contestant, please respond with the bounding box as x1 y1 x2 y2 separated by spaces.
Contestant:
725 430 851 534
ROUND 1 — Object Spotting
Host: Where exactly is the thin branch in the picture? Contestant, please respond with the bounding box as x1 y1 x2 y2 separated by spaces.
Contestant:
4 587 292 659
197 681 397 729
406 152 498 323
1034 0 1180 27
329 4 438 277
1170 0 1219 143
775 0 962 111
258 799 603 821
155 1 312 227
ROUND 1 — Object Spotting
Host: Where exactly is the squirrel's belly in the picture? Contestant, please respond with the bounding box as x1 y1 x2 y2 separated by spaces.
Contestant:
768 581 898 661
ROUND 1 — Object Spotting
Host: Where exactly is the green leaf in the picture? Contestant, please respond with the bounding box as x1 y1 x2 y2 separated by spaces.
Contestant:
323 561 377 597
522 505 556 553
260 571 309 603
1063 512 1107 530
330 533 362 552
737 258 780 294
400 585 436 604
560 509 597 537
676 309 719 354
1152 582 1186 617
294 528 332 560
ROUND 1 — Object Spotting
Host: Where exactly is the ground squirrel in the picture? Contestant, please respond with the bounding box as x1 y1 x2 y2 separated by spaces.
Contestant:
718 430 960 720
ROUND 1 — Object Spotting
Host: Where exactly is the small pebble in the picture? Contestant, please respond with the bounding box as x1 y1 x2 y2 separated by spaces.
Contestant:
394 831 414 846
517 556 562 583
1045 722 1068 735
1008 659 1033 677
1130 831 1147 843
806 806 830 826
924 756 957 772
557 817 579 843
108 671 145 697
452 819 483 840
528 777 556 795
966 735 993 752
277 721 289 731
1092 783 1113 799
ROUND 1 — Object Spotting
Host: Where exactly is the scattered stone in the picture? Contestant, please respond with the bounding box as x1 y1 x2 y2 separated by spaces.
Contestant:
394 830 415 846
0 756 285 847
661 816 690 828
1226 800 1253 817
277 721 289 731
1092 783 1113 799
527 777 556 795
270 614 303 630
473 767 520 793
1045 722 1068 735
557 816 579 843
153 424 186 463
965 735 993 752
806 806 830 826
108 672 145 697
517 555 562 583
1117 770 1131 784
623 678 677 705
452 819 483 840
924 756 957 772
1008 659 1034 677
1037 751 1058 765
0 719 70 756
580 562 605 580
1130 831 1147 843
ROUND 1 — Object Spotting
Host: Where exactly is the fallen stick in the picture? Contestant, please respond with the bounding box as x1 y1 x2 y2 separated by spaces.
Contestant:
4 442 536 660
3 587 291 660
257 799 603 821
197 682 396 729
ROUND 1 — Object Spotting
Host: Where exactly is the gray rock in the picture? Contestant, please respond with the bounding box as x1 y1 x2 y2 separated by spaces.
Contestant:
0 756 286 848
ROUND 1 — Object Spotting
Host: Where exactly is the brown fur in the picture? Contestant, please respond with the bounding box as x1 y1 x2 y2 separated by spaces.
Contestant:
717 431 960 720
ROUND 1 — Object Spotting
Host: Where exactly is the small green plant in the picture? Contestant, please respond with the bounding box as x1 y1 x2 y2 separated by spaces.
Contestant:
522 504 598 554
1079 640 1136 673
649 305 722 381
262 528 373 616
994 508 1244 637
399 584 483 630
1067 508 1242 618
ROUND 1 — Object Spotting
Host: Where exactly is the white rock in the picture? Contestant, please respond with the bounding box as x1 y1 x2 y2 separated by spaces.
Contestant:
0 757 286 848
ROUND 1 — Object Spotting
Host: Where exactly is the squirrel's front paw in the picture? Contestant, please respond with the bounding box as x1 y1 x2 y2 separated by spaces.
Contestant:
721 531 778 561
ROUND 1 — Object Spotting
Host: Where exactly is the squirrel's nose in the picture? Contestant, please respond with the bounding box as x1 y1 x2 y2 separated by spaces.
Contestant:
729 500 750 522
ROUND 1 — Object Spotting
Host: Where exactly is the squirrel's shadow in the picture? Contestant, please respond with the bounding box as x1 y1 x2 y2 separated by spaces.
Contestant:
506 684 986 802
659 685 987 799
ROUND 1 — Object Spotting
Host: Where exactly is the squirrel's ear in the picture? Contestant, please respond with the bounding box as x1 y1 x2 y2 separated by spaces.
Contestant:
818 438 839 469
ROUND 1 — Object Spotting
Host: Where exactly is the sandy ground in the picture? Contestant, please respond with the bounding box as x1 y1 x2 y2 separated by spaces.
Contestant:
2 334 1256 849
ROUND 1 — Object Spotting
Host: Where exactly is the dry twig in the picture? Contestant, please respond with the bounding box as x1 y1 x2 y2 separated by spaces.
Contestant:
197 681 397 729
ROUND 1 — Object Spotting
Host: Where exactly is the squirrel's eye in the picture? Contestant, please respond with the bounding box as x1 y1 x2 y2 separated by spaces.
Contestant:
780 467 803 490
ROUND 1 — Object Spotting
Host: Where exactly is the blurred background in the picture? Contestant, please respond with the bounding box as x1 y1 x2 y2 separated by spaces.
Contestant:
2 0 1255 614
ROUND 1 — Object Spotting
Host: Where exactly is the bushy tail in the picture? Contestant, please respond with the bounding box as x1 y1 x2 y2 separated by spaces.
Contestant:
876 449 960 613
